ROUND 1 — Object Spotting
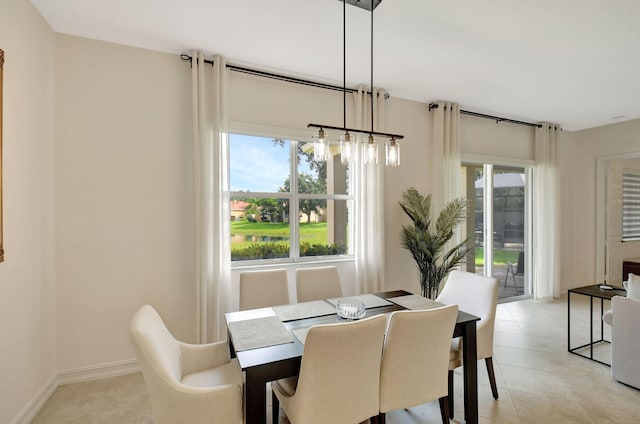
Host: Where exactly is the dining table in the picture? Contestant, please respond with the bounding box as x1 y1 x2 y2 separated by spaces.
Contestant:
225 290 480 424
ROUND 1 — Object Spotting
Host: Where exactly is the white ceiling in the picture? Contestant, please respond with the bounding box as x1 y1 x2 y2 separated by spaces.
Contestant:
31 0 640 131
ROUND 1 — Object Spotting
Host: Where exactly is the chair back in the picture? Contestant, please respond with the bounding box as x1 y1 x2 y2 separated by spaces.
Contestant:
516 251 525 275
239 268 289 310
129 305 183 419
379 304 458 413
291 315 386 424
437 270 499 359
295 266 343 302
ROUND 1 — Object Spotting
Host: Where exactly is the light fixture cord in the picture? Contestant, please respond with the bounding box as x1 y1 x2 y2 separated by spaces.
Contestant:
343 0 347 130
370 1 374 135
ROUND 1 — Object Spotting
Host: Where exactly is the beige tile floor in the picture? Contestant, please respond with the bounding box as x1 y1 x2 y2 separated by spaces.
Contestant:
33 294 640 423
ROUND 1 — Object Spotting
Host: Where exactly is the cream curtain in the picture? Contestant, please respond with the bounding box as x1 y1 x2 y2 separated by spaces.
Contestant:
534 123 561 301
353 86 385 294
191 53 231 342
429 101 461 214
429 101 463 273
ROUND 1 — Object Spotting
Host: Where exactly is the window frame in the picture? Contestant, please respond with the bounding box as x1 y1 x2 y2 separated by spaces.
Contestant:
228 127 355 266
622 170 640 242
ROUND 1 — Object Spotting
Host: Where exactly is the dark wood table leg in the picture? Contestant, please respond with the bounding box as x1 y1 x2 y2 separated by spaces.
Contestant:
245 368 268 424
462 321 478 424
243 359 301 424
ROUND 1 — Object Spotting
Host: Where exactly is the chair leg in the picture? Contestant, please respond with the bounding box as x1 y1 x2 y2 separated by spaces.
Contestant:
370 412 385 424
447 369 454 416
272 390 280 424
438 396 450 424
485 357 499 400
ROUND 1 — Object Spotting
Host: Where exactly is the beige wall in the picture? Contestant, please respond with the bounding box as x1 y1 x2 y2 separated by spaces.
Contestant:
559 119 640 290
0 0 56 422
54 35 195 373
8 5 640 420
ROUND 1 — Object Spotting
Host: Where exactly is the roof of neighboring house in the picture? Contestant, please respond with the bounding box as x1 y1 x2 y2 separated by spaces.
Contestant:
230 200 249 211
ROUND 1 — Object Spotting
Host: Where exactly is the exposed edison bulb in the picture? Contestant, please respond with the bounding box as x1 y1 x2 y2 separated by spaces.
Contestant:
364 135 378 165
313 129 329 162
340 133 354 164
385 138 400 167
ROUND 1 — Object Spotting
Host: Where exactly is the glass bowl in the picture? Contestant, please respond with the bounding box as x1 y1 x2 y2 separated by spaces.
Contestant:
336 298 366 320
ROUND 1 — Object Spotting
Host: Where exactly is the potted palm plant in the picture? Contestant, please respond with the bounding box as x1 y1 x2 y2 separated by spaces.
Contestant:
399 187 471 299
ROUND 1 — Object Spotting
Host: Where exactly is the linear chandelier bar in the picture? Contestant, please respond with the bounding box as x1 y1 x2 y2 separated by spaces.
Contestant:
307 123 404 140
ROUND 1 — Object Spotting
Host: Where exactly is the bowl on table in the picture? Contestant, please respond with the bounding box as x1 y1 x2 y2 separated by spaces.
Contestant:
336 298 366 320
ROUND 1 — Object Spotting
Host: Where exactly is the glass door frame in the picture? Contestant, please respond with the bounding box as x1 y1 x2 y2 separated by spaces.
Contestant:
462 157 534 300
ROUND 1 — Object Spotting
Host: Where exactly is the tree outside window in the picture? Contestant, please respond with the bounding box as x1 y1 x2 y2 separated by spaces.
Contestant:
229 133 352 262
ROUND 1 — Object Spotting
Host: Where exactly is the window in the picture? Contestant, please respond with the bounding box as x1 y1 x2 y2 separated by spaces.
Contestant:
622 171 640 241
229 133 353 263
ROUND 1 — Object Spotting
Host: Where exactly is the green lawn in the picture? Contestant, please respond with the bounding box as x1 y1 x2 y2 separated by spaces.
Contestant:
474 248 520 266
230 221 328 249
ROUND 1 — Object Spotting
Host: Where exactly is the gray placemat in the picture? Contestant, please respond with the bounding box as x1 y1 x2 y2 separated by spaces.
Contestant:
326 293 392 309
387 295 444 310
291 326 311 345
273 301 337 322
228 316 294 351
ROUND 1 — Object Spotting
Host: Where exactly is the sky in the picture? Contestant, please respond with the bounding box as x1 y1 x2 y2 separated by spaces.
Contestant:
229 134 312 193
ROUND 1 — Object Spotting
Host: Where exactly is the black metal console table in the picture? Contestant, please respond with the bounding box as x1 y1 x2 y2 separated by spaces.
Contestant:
567 284 626 366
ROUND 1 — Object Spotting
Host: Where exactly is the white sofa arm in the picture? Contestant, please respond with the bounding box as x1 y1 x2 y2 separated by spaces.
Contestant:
611 296 640 389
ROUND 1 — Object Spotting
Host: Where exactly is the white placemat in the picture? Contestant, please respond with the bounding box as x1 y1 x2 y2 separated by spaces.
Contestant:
228 316 294 351
326 293 392 309
387 294 445 310
273 301 337 322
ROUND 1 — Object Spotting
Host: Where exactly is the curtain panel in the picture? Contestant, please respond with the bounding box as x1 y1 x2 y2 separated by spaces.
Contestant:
429 101 462 214
429 101 463 275
354 86 386 294
534 123 561 301
191 53 232 342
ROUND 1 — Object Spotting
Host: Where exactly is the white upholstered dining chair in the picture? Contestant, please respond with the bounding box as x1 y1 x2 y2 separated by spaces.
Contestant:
239 268 289 310
377 304 459 424
436 270 499 414
129 305 243 424
271 314 387 424
295 265 343 303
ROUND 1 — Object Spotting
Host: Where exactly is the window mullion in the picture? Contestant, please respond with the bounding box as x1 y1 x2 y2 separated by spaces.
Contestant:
290 141 299 260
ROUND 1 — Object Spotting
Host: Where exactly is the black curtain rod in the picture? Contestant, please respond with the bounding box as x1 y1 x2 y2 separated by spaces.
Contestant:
179 53 390 97
428 102 543 128
180 53 361 94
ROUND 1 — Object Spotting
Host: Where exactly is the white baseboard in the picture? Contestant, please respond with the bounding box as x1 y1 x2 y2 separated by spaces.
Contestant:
9 373 58 424
58 358 140 385
9 359 140 424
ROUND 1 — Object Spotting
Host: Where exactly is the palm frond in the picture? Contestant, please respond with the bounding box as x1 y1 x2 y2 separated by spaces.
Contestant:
399 188 470 299
400 187 432 230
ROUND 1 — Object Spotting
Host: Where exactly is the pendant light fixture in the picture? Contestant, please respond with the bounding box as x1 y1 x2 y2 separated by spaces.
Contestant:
308 0 403 167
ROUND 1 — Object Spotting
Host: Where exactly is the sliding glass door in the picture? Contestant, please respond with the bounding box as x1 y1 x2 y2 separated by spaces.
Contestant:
463 163 532 300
